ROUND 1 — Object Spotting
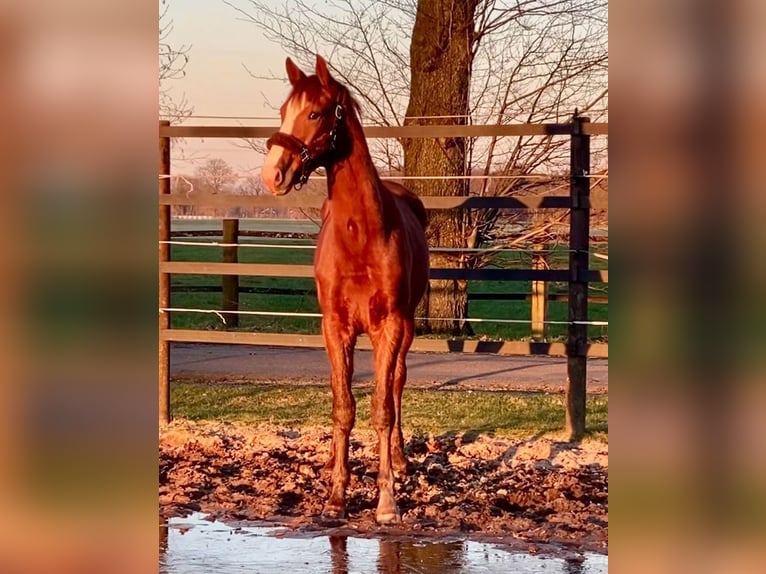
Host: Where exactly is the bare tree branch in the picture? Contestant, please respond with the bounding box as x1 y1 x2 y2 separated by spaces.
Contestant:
224 0 607 249
159 0 193 122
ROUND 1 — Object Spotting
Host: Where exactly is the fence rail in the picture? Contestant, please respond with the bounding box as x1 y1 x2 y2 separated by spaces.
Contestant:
161 260 607 283
170 283 609 305
159 192 607 211
161 329 607 359
160 122 608 139
159 118 608 440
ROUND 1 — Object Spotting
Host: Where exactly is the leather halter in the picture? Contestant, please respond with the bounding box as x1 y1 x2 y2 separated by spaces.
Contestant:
266 104 344 190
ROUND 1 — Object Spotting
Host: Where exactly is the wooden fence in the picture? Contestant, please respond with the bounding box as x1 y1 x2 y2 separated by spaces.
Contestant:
159 118 608 439
170 231 608 340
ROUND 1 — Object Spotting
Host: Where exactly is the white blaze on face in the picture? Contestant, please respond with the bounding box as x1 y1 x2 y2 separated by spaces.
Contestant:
262 94 308 193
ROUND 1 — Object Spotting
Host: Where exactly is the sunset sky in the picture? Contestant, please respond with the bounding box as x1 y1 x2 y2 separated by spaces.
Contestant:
163 1 291 174
161 1 609 180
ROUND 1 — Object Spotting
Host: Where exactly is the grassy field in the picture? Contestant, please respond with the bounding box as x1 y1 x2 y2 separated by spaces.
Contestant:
168 227 608 341
172 382 608 440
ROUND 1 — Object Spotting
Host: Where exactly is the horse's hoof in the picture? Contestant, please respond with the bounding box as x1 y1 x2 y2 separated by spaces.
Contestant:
322 504 346 520
376 510 401 524
392 457 410 476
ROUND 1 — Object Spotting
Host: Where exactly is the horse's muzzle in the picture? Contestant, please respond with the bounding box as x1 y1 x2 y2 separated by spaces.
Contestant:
262 147 299 195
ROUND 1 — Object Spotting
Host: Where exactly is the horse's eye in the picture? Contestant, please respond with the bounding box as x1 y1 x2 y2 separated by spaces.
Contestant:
308 111 321 120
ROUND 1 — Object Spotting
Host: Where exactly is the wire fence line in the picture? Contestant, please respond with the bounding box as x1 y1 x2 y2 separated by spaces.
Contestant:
186 113 476 121
185 113 610 122
158 173 609 182
159 307 608 327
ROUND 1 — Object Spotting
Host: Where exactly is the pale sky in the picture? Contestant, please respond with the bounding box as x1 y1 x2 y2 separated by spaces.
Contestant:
162 1 608 178
163 1 290 175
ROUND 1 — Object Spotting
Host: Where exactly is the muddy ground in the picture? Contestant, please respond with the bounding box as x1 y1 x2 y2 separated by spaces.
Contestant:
159 421 608 553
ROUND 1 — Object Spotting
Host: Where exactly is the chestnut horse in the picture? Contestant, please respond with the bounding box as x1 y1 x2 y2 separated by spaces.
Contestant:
261 55 429 523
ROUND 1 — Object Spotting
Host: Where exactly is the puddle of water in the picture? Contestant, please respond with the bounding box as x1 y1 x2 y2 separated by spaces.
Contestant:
160 513 607 574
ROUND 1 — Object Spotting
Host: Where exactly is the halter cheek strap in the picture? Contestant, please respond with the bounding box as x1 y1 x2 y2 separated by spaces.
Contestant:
266 104 345 189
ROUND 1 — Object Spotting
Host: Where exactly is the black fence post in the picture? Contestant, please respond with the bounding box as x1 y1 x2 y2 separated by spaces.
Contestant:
222 219 240 327
566 114 591 441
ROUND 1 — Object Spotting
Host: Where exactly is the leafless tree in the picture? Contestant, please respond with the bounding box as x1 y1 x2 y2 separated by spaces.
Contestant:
196 158 234 194
225 0 605 168
236 175 274 217
160 0 193 122
236 174 265 196
225 0 607 333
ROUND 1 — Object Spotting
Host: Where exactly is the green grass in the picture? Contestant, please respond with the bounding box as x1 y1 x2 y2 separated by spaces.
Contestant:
170 238 320 333
168 238 608 341
466 245 608 340
172 382 608 440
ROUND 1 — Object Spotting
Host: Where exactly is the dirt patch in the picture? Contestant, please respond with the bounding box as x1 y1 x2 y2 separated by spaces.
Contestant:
160 421 608 552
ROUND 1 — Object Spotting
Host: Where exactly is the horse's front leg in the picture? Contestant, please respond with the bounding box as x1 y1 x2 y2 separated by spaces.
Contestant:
321 318 356 519
370 317 404 523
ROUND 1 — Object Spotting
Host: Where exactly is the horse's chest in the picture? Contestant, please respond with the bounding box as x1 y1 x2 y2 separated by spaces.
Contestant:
315 217 403 320
332 266 379 299
316 220 384 273
315 261 395 320
334 276 393 328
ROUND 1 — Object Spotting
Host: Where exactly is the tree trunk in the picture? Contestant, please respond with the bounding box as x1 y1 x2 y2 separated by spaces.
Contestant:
404 0 478 335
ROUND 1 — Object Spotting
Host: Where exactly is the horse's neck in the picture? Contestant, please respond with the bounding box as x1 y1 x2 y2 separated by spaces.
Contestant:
326 119 386 238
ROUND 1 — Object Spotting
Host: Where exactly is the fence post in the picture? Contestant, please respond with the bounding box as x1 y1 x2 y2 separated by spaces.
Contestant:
566 114 591 441
531 243 548 341
222 219 240 327
159 120 171 425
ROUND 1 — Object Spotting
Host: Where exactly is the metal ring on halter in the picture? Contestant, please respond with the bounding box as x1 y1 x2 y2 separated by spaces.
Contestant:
294 165 309 190
335 105 343 120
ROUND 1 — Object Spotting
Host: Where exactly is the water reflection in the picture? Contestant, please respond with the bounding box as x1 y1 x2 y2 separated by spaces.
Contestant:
327 535 466 574
380 539 466 574
159 514 606 574
159 515 168 555
329 536 348 573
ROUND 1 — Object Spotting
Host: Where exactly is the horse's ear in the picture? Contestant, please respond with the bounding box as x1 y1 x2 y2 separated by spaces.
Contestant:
285 57 305 86
315 54 333 88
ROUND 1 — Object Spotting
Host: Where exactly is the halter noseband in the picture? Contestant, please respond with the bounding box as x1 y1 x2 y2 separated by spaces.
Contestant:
266 103 345 190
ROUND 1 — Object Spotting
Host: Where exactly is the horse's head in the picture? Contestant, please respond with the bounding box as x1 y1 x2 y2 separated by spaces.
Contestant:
262 55 348 195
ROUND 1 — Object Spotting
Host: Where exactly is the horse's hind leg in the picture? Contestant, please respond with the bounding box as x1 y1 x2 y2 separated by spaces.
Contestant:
322 322 356 519
370 317 404 523
391 318 413 475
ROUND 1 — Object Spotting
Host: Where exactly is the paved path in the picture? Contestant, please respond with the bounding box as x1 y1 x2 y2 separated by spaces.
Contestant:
171 343 608 393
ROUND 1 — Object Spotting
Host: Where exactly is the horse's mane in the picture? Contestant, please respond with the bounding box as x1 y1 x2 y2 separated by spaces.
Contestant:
288 76 362 119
